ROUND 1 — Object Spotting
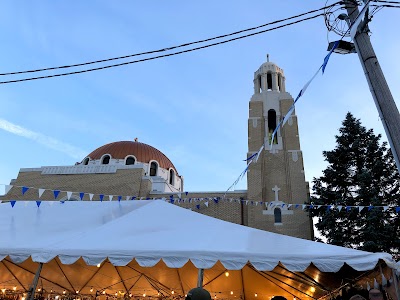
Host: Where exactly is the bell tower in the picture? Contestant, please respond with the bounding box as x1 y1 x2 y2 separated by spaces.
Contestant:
246 56 313 240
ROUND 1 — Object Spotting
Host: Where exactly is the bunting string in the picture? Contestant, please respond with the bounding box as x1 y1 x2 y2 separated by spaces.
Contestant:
1 183 398 214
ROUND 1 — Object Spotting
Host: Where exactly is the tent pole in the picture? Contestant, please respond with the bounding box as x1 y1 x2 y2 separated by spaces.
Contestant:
197 269 204 288
392 268 400 300
27 262 43 300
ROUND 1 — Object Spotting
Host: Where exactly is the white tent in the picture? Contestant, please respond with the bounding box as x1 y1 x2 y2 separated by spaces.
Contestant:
0 200 397 300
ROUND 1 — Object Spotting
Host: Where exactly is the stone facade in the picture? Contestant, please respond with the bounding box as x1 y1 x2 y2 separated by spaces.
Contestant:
0 58 313 240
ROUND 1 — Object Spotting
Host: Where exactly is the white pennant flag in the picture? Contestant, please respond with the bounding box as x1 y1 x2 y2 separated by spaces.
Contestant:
246 200 249 205
358 206 365 212
109 195 113 201
38 188 46 198
204 201 209 207
302 204 307 210
229 198 233 202
374 278 379 289
89 193 94 201
287 204 292 208
383 206 389 212
317 205 322 209
367 282 371 291
337 205 343 212
350 1 370 39
5 185 13 194
126 196 130 201
381 273 387 286
67 191 73 200
255 202 258 206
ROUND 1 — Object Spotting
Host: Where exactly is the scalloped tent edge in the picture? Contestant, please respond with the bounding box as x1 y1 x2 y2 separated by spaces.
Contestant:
0 200 397 299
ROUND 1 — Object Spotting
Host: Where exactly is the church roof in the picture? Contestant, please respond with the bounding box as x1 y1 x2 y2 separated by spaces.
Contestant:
86 141 178 173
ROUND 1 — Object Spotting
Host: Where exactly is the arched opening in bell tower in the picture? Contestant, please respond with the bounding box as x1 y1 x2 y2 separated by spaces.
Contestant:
258 75 262 93
267 72 272 90
274 207 282 223
268 109 278 144
277 74 282 91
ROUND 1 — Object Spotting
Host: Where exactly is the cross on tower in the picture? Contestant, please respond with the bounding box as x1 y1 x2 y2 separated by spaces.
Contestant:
272 185 280 202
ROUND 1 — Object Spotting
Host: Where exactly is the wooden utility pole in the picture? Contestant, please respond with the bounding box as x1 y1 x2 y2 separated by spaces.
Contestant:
344 0 400 171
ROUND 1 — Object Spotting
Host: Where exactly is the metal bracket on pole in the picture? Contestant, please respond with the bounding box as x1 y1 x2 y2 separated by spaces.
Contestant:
27 262 43 300
197 269 204 288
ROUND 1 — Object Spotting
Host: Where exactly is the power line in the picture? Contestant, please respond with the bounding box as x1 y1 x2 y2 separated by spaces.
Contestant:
0 3 342 77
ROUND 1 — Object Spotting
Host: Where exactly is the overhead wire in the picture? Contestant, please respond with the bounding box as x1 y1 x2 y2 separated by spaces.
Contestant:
0 2 341 77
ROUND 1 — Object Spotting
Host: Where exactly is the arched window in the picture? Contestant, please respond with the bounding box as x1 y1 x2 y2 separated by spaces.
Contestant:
274 207 282 223
126 156 135 165
267 73 272 90
102 155 110 165
83 157 90 165
169 169 175 185
150 162 158 176
268 109 278 144
258 75 262 92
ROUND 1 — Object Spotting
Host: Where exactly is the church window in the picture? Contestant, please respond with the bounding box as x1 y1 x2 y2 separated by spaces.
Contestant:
267 73 272 90
277 74 282 91
150 162 158 176
258 75 262 92
169 169 175 185
102 155 110 165
268 109 278 144
83 157 90 165
126 156 135 165
274 207 282 223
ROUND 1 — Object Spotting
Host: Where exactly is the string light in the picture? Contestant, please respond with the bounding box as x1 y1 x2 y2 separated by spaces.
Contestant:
13 287 17 291
76 290 79 294
225 271 229 277
310 287 316 293
255 293 258 297
143 293 146 297
1 289 6 293
171 291 175 295
37 288 41 292
63 291 66 294
90 288 93 293
129 294 133 297
230 291 233 295
103 291 106 295
97 263 101 268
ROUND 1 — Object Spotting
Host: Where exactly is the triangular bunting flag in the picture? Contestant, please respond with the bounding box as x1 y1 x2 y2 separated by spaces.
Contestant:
22 186 29 195
245 200 249 205
302 204 307 210
109 195 113 201
213 198 218 204
38 188 45 198
89 193 94 201
204 201 209 207
382 273 387 286
5 185 13 194
185 191 188 196
67 191 73 200
383 206 389 212
396 207 400 213
346 206 351 212
79 192 84 200
99 194 104 202
358 206 365 213
53 190 60 199
337 205 343 212
10 200 16 207
374 278 379 289
287 204 292 208
367 282 371 291
196 204 200 209
36 201 41 208
326 205 332 211
317 205 322 209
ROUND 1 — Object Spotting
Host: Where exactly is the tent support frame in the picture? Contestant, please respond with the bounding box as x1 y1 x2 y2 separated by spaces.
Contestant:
392 268 400 300
197 269 204 288
27 262 43 300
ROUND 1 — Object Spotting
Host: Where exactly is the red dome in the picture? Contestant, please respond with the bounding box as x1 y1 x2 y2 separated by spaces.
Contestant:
86 141 178 173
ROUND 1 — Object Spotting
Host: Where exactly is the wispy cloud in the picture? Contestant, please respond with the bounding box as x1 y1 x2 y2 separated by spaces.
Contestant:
0 118 87 160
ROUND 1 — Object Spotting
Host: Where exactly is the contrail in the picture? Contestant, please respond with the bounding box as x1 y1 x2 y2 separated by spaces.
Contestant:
0 118 87 160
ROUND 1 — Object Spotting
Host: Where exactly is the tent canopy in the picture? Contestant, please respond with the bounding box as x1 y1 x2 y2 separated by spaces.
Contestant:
0 200 396 300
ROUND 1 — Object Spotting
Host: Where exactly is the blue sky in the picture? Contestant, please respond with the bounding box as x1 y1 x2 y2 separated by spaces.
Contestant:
0 1 399 195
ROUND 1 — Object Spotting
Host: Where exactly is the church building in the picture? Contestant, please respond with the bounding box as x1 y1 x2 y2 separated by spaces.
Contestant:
1 58 314 240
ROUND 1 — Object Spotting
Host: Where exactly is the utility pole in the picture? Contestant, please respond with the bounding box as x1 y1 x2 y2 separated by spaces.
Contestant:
343 0 400 172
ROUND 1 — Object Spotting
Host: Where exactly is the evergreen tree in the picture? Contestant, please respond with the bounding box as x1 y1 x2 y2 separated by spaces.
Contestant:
311 112 400 259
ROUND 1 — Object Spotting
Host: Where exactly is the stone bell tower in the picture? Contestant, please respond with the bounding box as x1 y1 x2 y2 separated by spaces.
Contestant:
246 56 313 240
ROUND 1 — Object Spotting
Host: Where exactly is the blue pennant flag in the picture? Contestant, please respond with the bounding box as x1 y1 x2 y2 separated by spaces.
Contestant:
22 186 29 195
295 204 300 209
368 205 374 211
99 194 104 202
10 200 16 207
196 204 200 210
36 201 41 208
118 196 122 202
79 192 84 200
346 206 351 212
326 205 331 212
53 190 60 199
214 198 219 204
131 196 136 200
396 207 400 213
170 199 175 204
185 191 188 196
